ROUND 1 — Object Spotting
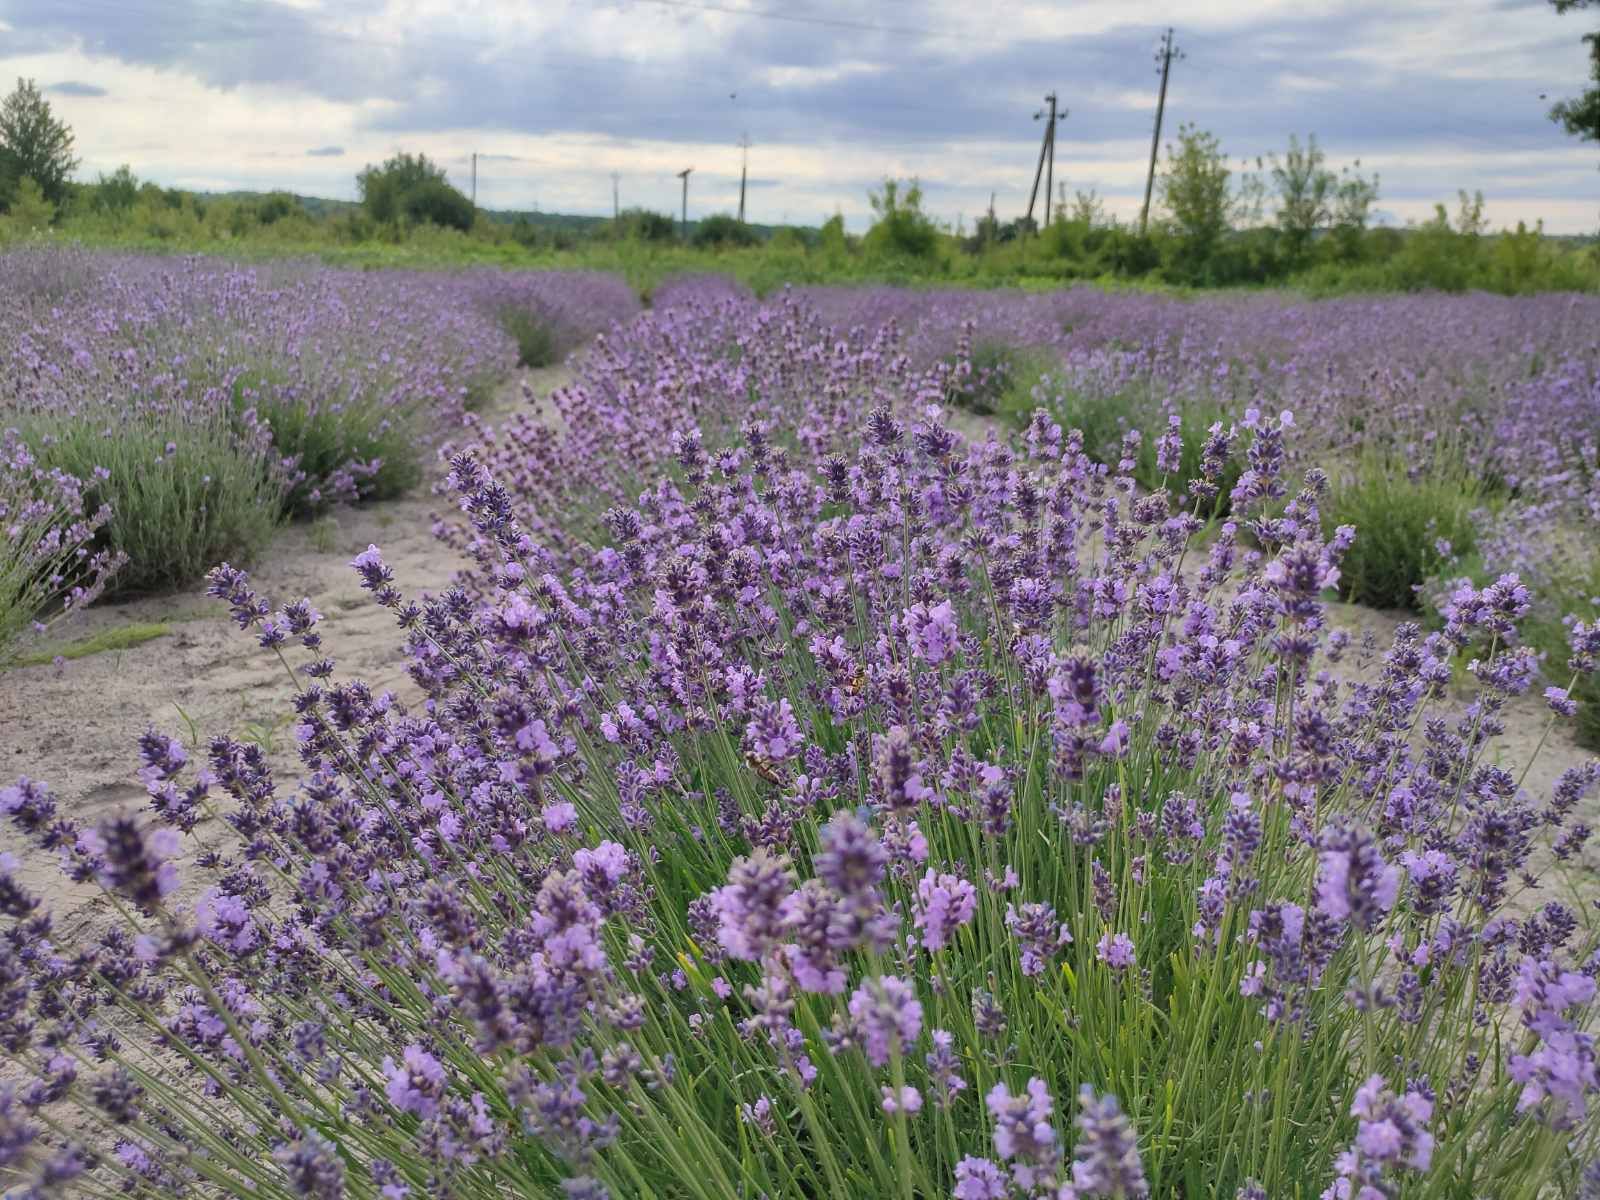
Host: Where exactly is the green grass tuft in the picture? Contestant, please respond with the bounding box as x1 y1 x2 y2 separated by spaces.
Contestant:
22 412 285 597
1325 450 1488 611
497 305 559 368
10 621 172 668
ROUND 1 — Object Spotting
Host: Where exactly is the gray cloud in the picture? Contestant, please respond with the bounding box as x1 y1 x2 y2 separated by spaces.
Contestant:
306 145 344 157
45 80 106 96
2 0 1593 228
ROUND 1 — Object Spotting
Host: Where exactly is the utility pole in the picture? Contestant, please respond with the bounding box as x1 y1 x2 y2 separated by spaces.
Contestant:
737 133 750 224
1140 27 1182 236
1025 93 1066 229
677 167 694 239
470 152 477 211
611 172 620 219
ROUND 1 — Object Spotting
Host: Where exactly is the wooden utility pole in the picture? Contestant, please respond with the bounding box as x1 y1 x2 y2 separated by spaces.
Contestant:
1025 93 1066 228
612 172 620 218
737 134 750 223
470 152 477 210
1140 28 1181 236
677 167 694 238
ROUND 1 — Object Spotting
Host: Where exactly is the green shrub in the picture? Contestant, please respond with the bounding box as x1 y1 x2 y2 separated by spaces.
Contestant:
692 214 759 249
945 341 1041 415
496 306 558 368
863 179 939 260
231 370 422 516
401 177 474 232
1324 451 1486 610
1526 590 1600 751
23 412 283 596
605 208 677 243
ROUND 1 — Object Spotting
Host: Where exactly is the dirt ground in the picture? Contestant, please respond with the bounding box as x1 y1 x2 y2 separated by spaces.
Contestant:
2 368 1596 930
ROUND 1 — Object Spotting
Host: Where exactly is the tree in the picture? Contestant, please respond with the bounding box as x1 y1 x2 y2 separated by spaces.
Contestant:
0 78 79 206
864 178 939 258
2 176 56 235
356 152 472 231
93 165 139 213
1268 134 1334 260
1548 1 1600 151
1330 161 1380 259
1160 124 1236 269
692 213 759 248
1067 187 1108 227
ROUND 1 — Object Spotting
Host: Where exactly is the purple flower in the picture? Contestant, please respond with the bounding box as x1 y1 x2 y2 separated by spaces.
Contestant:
1071 1086 1149 1198
707 848 794 961
987 1077 1060 1186
1096 932 1137 974
195 888 259 955
744 697 804 764
880 1084 922 1115
383 1044 446 1120
815 810 887 904
89 816 180 912
1007 901 1073 977
925 1029 967 1109
848 975 923 1067
1315 822 1399 931
273 1130 347 1199
1544 686 1579 718
915 868 977 952
953 1156 1009 1200
907 599 960 665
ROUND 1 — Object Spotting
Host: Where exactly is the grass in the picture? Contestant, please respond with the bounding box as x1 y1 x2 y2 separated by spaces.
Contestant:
1432 548 1600 750
231 369 425 516
22 412 285 597
496 305 559 368
945 341 1050 417
1324 449 1489 611
1015 382 1244 518
8 620 171 668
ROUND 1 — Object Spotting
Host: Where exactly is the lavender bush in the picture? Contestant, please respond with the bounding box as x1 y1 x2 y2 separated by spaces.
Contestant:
0 429 121 664
0 248 638 601
2 288 1598 1199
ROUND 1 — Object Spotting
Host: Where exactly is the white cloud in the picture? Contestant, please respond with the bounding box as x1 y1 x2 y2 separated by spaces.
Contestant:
3 0 1595 233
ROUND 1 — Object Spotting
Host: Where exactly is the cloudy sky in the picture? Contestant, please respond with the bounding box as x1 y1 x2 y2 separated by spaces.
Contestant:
0 0 1596 232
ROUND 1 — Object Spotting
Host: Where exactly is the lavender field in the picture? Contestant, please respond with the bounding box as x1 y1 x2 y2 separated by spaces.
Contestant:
3 251 1600 1198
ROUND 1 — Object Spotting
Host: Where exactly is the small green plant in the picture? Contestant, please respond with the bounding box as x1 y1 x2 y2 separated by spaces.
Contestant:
691 214 760 250
496 305 558 368
308 514 341 554
1324 450 1487 610
236 711 295 754
232 370 421 515
944 341 1042 416
171 701 204 751
7 620 170 669
23 412 284 596
1527 603 1600 751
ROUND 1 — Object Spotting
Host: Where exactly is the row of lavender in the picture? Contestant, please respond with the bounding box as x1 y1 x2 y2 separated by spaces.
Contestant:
798 283 1600 514
3 279 1597 1197
798 283 1600 745
0 246 637 658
